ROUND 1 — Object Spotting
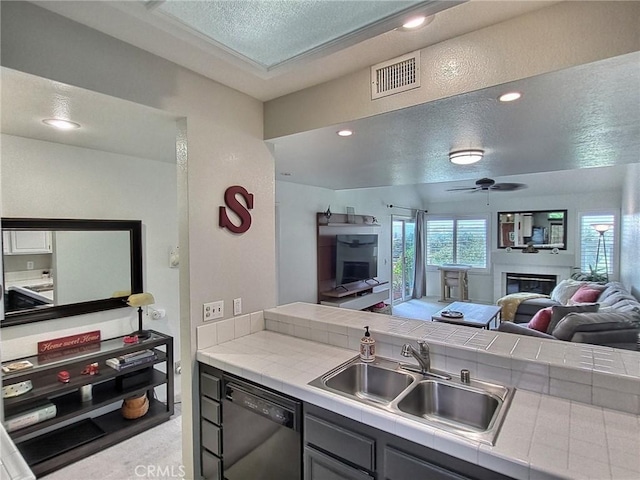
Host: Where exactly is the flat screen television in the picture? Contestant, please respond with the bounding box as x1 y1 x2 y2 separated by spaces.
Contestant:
335 234 378 286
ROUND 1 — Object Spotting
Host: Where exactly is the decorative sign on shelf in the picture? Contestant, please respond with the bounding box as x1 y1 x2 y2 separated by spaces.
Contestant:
37 330 101 354
219 185 254 234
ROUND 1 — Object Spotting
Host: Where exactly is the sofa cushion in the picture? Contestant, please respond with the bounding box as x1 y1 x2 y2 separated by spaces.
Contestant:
597 282 628 302
497 321 555 339
599 292 638 308
553 311 640 341
550 279 587 304
528 307 553 332
570 284 603 303
547 303 599 334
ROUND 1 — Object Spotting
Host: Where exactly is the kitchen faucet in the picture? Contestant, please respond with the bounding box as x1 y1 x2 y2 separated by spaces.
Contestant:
400 341 451 380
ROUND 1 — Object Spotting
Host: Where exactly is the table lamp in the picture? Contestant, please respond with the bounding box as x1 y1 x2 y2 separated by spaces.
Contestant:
127 292 155 340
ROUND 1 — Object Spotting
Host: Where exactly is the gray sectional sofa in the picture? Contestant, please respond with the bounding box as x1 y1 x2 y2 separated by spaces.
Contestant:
498 281 640 350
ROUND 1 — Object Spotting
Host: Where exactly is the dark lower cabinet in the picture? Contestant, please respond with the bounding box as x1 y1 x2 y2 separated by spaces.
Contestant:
305 446 374 480
304 404 513 480
385 446 468 480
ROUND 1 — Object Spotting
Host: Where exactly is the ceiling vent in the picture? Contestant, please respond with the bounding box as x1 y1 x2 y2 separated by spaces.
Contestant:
371 51 420 100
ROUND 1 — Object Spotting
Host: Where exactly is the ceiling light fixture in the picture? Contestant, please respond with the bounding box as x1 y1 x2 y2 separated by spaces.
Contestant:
399 14 435 31
449 149 484 165
498 92 522 102
337 129 353 137
403 16 426 29
42 118 81 130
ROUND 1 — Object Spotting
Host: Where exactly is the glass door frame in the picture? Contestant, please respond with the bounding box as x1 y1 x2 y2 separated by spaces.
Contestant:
392 215 416 305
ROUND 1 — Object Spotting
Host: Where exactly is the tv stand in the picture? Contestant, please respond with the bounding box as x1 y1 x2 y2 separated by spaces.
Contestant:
320 281 389 310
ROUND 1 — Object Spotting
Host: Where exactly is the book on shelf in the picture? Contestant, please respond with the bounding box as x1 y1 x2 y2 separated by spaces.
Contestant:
106 350 157 371
108 349 155 365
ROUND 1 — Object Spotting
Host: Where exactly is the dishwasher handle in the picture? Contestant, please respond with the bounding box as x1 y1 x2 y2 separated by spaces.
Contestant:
225 381 300 430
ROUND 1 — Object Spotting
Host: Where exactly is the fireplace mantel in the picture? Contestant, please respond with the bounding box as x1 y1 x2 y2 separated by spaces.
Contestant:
492 250 575 300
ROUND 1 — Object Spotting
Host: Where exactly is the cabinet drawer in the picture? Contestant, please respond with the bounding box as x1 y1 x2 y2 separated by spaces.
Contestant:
201 449 221 480
304 446 373 480
305 414 375 471
201 372 221 401
201 396 221 425
385 447 467 480
201 419 221 455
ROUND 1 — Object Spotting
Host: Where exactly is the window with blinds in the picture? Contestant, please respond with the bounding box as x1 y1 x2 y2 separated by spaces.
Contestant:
426 217 488 268
579 213 615 275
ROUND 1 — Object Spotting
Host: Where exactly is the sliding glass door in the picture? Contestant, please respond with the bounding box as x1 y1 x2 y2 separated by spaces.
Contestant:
392 218 416 304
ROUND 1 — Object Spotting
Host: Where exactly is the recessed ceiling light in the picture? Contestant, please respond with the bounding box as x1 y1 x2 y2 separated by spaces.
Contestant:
403 16 426 29
398 14 435 31
337 129 353 137
449 149 484 165
42 118 81 130
498 92 522 102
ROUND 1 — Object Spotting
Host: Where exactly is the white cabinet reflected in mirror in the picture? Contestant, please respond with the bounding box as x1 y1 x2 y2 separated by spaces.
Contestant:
498 210 567 249
1 219 142 327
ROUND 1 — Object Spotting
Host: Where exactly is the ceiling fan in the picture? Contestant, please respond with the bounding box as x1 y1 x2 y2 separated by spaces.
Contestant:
446 177 526 193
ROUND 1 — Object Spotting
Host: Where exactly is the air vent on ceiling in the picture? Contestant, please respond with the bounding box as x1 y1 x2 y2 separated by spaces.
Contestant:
371 51 420 100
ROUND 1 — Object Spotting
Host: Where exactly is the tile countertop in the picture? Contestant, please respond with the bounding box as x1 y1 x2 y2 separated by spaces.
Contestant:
0 425 35 480
197 303 640 480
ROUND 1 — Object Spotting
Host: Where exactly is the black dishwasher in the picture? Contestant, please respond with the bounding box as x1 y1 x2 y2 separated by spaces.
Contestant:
221 375 302 480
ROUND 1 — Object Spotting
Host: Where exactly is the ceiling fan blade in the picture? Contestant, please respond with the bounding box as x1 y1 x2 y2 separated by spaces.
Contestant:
489 183 527 191
446 186 479 192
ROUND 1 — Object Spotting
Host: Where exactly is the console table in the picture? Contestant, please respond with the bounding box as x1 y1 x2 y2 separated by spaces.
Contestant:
2 331 174 477
320 282 389 310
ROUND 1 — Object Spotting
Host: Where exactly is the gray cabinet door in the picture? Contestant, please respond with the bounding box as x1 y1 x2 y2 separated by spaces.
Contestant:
305 446 374 480
385 447 469 480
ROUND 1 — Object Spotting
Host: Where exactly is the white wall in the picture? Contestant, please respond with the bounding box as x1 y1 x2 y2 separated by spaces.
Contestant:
276 182 424 305
620 163 640 298
276 181 625 308
0 135 179 376
1 3 275 476
276 181 334 304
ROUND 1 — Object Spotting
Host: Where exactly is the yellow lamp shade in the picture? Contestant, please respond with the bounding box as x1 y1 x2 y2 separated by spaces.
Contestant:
127 293 155 307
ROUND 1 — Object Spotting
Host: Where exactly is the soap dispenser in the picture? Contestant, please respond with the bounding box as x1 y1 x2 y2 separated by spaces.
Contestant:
360 326 376 362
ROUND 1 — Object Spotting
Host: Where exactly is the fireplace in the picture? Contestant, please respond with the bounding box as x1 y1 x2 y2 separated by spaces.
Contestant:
506 273 557 295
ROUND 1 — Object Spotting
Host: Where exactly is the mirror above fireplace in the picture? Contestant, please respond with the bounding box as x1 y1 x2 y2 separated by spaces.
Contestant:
498 210 567 250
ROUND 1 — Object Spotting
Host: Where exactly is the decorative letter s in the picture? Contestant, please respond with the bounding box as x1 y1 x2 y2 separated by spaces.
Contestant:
219 186 254 234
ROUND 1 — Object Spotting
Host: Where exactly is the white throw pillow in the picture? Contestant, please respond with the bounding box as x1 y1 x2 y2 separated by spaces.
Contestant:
550 279 586 304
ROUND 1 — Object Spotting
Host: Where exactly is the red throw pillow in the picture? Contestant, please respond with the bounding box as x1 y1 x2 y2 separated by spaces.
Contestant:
528 307 553 332
570 285 601 304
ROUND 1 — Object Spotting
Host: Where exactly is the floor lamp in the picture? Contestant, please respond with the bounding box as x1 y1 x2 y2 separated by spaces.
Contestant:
592 224 611 281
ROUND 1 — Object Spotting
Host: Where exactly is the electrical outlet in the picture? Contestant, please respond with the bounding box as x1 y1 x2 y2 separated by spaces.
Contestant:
26 261 34 270
203 301 223 321
233 298 242 316
174 361 182 375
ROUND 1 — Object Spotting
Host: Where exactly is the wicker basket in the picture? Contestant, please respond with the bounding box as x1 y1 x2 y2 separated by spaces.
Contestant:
121 393 149 419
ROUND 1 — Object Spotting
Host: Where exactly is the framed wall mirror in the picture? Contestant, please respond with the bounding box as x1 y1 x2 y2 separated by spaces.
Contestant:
497 210 567 250
1 218 142 327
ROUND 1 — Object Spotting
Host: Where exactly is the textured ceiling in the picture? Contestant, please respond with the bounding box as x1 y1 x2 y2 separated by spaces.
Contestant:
154 0 427 69
269 52 640 195
33 0 557 101
0 68 180 163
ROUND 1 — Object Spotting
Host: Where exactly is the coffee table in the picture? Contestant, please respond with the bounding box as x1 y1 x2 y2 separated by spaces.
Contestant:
432 302 502 329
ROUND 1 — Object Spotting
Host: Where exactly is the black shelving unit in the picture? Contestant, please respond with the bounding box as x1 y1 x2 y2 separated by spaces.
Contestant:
2 330 174 477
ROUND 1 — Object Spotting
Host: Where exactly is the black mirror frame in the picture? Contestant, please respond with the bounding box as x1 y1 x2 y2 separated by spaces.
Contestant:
497 210 568 250
1 218 142 328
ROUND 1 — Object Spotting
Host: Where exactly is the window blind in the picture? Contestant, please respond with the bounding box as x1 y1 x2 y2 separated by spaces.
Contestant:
579 214 614 275
426 217 487 268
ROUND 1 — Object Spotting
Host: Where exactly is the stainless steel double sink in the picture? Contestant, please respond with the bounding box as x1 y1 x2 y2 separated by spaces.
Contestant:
309 355 514 445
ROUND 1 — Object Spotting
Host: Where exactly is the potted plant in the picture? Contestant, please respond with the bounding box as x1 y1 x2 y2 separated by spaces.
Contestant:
570 265 608 283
